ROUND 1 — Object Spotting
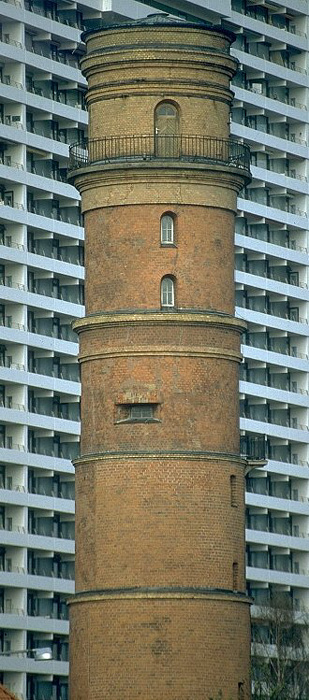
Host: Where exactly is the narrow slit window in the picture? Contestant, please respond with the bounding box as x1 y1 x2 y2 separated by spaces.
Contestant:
233 562 239 591
230 475 237 507
238 682 244 700
161 276 175 308
161 215 174 244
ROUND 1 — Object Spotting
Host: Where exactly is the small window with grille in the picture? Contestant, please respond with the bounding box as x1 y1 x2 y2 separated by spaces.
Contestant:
129 404 154 421
116 403 159 424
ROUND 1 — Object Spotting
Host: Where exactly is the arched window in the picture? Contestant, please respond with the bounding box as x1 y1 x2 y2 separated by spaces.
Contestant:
161 214 174 245
155 102 179 157
161 276 175 308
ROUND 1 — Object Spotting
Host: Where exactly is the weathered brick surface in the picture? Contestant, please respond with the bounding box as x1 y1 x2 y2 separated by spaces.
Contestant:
79 352 240 454
84 204 236 316
70 598 251 700
69 19 251 700
75 457 246 592
81 26 237 141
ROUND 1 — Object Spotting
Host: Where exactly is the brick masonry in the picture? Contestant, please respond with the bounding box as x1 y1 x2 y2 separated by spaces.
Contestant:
69 17 252 700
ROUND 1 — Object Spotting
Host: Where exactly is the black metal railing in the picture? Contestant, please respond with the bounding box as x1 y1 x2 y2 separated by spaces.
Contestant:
69 135 250 172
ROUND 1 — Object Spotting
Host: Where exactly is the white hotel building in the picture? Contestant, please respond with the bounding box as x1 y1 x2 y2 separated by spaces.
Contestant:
0 0 308 698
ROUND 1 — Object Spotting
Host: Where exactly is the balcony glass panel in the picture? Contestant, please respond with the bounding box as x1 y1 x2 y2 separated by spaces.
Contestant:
250 552 269 569
247 515 269 532
271 517 291 535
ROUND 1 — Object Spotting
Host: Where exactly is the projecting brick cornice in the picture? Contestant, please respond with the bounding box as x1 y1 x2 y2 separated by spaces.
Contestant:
69 586 251 605
73 450 247 467
73 310 246 334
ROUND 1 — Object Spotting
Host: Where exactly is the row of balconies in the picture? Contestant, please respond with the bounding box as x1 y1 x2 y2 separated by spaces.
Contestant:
240 366 308 395
28 357 79 383
28 557 74 580
268 446 309 468
27 473 74 501
28 316 77 343
248 586 301 609
252 156 308 185
0 107 86 143
0 275 84 305
240 402 308 432
0 306 307 362
233 36 307 73
26 160 68 184
235 256 307 288
27 200 82 227
26 117 85 146
1 377 307 431
0 519 74 541
0 561 74 581
243 330 308 361
6 185 304 224
232 105 308 146
233 50 308 91
0 59 85 104
0 192 82 227
0 470 74 500
246 476 305 502
1 264 307 310
233 70 308 109
0 426 79 457
25 77 86 110
25 37 79 70
28 240 84 266
243 436 308 467
28 395 80 422
0 234 84 267
236 293 307 324
24 0 83 29
0 345 77 377
246 550 308 575
0 312 307 363
235 220 308 254
28 279 84 305
27 590 69 620
0 312 77 342
28 519 75 541
232 0 307 38
3 226 306 275
243 188 307 219
28 434 79 460
26 680 68 700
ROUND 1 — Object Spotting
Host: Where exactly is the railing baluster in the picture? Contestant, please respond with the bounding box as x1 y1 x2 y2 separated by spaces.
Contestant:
69 135 250 172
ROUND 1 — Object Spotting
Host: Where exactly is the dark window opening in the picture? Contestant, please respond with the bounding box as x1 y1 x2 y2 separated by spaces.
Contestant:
230 474 237 507
233 562 239 591
116 403 160 424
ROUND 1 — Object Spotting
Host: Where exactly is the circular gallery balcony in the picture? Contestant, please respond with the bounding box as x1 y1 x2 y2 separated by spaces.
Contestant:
68 134 250 174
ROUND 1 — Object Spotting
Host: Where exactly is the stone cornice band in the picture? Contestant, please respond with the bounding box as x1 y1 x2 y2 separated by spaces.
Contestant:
73 311 246 334
69 586 251 606
73 450 247 467
78 345 242 364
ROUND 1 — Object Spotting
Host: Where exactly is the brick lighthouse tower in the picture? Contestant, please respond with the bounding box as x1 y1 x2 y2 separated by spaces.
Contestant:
68 14 251 700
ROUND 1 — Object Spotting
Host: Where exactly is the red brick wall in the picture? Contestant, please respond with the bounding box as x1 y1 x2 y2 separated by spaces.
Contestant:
69 19 251 700
70 598 251 700
84 204 236 316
